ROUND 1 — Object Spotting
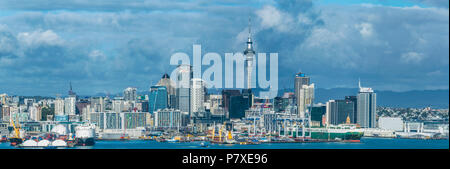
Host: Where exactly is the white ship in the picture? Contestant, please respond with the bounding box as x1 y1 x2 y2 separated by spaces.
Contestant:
75 123 96 146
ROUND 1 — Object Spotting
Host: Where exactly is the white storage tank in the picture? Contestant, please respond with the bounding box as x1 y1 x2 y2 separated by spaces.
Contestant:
22 140 38 147
51 140 67 147
37 140 51 147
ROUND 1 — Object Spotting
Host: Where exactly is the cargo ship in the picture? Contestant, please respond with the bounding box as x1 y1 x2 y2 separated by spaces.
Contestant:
308 128 363 141
75 123 96 146
279 128 363 142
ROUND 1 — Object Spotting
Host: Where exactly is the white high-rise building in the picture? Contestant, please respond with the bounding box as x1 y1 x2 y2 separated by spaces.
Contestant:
64 96 76 116
112 99 124 113
54 98 65 116
298 83 315 118
123 87 137 101
357 80 377 128
190 78 205 114
29 103 41 121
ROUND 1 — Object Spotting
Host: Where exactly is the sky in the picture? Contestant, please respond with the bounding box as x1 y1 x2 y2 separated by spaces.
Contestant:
0 0 448 96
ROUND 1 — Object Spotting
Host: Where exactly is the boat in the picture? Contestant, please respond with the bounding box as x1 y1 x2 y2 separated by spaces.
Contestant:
200 142 209 147
305 128 364 142
75 123 96 146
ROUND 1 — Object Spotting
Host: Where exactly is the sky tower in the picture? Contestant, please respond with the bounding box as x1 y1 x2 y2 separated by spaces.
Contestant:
244 17 255 89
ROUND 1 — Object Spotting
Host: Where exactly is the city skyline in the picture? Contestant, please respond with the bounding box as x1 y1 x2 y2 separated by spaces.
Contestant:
0 0 448 96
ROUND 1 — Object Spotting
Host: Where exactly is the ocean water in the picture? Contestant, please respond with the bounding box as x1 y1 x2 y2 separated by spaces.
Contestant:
0 137 448 149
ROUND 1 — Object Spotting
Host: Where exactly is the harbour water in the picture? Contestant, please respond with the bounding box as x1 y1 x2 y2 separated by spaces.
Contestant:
0 137 448 149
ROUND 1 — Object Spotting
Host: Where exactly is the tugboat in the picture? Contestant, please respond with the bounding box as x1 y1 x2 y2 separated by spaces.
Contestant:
75 123 96 146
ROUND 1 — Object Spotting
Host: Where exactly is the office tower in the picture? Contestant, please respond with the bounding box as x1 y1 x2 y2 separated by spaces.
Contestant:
175 64 192 114
298 83 314 118
345 96 358 123
157 73 176 108
244 18 256 89
64 96 76 116
0 93 7 105
54 98 65 116
209 94 223 115
242 89 253 109
149 85 168 114
229 95 247 119
294 72 311 118
311 104 326 126
326 99 355 125
190 78 205 114
357 80 377 128
123 87 137 101
221 90 241 117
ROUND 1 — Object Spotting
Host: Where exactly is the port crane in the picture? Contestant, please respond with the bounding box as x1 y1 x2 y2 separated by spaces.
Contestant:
9 116 23 146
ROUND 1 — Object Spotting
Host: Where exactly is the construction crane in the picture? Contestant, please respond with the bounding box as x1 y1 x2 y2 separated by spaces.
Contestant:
9 117 23 146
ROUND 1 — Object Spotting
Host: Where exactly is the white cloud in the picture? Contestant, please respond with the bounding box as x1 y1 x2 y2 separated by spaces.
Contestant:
401 52 425 64
355 22 374 38
256 5 294 32
17 29 63 47
88 50 106 61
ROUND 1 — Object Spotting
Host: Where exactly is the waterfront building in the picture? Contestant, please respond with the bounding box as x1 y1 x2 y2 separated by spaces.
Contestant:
153 109 182 129
123 87 137 101
378 117 403 131
89 112 146 130
149 85 168 114
190 78 205 115
357 80 377 128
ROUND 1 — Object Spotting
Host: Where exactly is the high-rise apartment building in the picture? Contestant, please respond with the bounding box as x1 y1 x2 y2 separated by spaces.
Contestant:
357 80 377 128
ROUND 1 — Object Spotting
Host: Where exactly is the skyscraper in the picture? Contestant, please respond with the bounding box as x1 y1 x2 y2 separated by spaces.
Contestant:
190 78 205 114
64 96 76 116
123 87 137 101
157 73 176 108
244 17 256 89
326 99 355 125
54 98 65 116
175 64 192 114
294 72 311 118
149 85 168 114
357 80 377 128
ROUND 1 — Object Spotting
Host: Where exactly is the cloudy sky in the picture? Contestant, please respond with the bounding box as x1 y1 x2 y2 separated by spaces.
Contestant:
0 0 448 96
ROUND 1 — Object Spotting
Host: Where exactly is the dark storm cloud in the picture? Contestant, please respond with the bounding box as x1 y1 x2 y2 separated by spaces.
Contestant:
0 0 448 95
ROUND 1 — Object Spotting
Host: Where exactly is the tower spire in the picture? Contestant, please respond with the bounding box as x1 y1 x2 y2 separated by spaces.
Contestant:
358 78 361 89
248 16 251 38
